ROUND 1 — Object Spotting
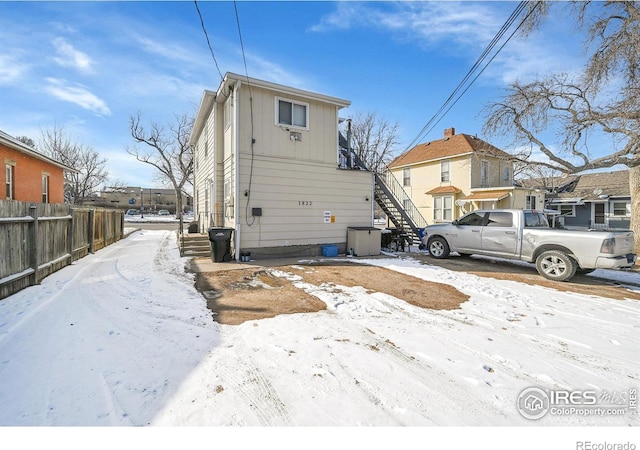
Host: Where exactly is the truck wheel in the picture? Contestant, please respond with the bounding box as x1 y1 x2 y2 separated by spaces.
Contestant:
428 236 450 259
535 250 577 282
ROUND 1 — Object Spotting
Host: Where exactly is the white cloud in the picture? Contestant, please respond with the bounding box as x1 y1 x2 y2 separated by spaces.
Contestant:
44 78 111 116
52 37 94 74
310 2 500 47
0 55 27 84
133 34 197 65
310 2 583 85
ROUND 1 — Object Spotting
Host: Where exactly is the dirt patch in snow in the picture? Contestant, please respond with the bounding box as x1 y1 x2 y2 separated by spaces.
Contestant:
194 263 469 325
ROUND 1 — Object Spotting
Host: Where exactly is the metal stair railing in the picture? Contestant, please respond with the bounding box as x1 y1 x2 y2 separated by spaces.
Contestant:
340 148 428 242
375 171 428 240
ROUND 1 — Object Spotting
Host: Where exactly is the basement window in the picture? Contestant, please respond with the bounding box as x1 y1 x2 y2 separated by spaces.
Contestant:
276 97 308 129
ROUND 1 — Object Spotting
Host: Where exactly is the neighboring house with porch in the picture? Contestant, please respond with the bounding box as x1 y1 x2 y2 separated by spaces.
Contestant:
1 129 73 204
525 169 632 230
387 128 544 223
189 72 374 260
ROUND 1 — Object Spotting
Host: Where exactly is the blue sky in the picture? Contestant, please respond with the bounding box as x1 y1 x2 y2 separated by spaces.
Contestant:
0 1 589 189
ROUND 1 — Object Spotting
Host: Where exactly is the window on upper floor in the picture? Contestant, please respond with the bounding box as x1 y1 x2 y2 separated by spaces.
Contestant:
276 97 308 129
403 167 411 187
481 160 489 187
440 159 450 182
5 164 14 200
42 174 49 203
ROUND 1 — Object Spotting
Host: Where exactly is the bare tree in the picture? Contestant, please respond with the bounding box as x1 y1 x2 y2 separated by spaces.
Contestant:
345 112 400 174
39 125 109 204
15 136 36 148
127 112 194 217
483 1 640 251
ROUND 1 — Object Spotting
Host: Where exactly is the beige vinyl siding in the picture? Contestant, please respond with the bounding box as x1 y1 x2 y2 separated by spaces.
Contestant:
469 155 512 189
236 85 340 165
390 155 473 222
237 155 372 248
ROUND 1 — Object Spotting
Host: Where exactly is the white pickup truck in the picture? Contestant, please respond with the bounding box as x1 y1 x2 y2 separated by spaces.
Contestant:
424 209 636 281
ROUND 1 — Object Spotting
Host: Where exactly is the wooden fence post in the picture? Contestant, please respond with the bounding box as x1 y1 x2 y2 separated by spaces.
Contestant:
67 207 74 265
88 209 95 254
28 204 40 286
103 210 107 247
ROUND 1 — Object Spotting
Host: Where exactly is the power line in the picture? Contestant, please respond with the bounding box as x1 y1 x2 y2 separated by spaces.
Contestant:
194 0 224 83
403 1 538 152
233 0 257 228
234 0 251 88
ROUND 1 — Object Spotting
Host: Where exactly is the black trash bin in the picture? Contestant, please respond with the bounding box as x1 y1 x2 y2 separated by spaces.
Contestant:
208 227 234 262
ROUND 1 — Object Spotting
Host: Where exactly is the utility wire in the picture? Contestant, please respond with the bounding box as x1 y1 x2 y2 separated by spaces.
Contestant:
194 0 224 83
426 2 541 140
403 1 536 152
233 0 257 227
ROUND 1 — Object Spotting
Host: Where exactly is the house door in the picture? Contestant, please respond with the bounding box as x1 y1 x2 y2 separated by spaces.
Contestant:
594 203 606 224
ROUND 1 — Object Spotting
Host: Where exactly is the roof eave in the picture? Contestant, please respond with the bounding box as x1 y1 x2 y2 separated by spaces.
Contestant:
0 131 76 172
189 89 216 146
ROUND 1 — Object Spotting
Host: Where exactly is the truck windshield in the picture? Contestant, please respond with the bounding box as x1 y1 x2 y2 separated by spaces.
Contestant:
524 212 549 228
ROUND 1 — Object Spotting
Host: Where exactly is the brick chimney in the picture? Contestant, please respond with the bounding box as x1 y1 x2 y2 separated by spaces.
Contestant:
444 127 455 137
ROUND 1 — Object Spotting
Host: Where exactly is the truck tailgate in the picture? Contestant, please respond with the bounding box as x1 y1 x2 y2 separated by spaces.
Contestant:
614 231 635 255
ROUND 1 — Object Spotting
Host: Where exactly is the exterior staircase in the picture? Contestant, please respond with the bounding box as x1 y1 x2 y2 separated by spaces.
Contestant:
374 171 428 245
179 232 211 258
341 148 428 246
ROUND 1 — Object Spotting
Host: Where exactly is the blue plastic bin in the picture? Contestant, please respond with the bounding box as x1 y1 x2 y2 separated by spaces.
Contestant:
321 245 339 257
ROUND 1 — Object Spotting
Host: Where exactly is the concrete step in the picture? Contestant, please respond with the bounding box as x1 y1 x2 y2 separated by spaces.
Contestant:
179 233 211 257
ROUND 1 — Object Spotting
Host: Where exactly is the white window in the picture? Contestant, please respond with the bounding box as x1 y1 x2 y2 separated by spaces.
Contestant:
5 164 13 200
276 97 308 129
433 196 453 222
440 159 450 182
503 167 510 182
481 160 489 187
612 201 630 216
554 204 575 217
403 167 411 186
525 195 537 209
223 179 231 201
42 174 49 203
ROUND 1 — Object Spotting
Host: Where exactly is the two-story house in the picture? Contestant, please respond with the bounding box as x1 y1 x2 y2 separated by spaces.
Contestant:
189 72 374 260
1 129 74 204
388 128 544 223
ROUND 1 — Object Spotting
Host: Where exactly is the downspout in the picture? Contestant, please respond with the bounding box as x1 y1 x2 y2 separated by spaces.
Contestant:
234 80 241 261
346 119 352 168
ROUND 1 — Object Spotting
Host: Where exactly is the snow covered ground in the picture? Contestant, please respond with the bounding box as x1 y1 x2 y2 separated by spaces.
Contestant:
0 230 637 448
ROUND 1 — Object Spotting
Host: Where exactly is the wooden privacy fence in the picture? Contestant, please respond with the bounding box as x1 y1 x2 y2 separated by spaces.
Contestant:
0 200 124 300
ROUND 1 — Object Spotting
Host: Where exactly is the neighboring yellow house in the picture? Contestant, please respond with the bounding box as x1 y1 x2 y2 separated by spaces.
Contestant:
388 128 544 223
